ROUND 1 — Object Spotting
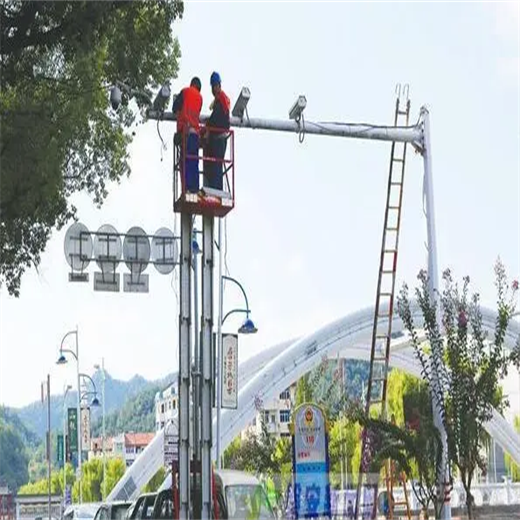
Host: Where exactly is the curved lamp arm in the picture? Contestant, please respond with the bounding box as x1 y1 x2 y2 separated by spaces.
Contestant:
222 275 251 313
79 373 98 394
222 308 250 325
60 329 78 359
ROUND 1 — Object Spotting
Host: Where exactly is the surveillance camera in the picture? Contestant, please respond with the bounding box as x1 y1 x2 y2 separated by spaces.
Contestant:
110 85 122 111
232 87 251 119
289 96 307 121
153 83 171 112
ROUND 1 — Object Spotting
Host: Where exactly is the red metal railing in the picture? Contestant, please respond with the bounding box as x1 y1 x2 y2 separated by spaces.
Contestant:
174 125 235 211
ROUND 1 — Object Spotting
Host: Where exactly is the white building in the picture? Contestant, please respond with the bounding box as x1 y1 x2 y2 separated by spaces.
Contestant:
242 385 296 440
154 381 296 440
112 432 155 467
155 384 178 431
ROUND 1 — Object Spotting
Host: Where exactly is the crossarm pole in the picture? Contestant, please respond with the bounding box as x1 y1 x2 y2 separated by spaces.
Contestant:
147 110 423 145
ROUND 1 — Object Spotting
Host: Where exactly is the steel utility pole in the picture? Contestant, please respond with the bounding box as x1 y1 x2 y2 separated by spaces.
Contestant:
101 359 106 499
147 89 450 519
42 375 51 520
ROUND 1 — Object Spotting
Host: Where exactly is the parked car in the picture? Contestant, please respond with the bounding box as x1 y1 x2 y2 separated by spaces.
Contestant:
93 501 131 520
124 493 156 520
151 470 275 520
63 504 101 520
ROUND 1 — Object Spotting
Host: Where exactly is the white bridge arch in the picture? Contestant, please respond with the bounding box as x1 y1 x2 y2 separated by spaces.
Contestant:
219 302 520 462
108 304 520 502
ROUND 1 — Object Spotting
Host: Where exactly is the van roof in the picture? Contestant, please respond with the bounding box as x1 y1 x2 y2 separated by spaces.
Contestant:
215 470 260 487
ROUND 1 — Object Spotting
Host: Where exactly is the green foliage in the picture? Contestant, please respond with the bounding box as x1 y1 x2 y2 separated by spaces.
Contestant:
0 411 30 490
94 385 160 436
396 261 520 519
19 463 75 495
0 0 184 296
143 467 166 493
504 416 520 482
19 458 124 503
327 414 361 487
102 458 126 499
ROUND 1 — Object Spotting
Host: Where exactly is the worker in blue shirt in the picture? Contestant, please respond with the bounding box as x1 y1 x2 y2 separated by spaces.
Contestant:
203 72 230 191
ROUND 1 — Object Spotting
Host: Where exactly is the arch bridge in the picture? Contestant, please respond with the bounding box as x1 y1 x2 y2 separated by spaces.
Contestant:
107 303 520 502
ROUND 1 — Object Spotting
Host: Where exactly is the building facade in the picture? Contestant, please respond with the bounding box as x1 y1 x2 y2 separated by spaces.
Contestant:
112 432 155 467
155 384 178 431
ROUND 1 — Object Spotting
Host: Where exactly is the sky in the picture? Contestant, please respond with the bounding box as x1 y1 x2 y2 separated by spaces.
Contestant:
1 1 519 413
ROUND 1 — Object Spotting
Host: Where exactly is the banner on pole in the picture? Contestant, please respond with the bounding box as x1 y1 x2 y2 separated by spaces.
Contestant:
81 407 91 449
292 404 331 519
67 408 78 453
221 333 238 409
57 434 64 466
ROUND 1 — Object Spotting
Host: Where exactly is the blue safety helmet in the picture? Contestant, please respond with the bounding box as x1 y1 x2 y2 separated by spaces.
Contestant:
210 71 221 86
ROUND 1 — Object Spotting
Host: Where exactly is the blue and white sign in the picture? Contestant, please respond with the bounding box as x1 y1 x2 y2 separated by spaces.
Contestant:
292 404 331 518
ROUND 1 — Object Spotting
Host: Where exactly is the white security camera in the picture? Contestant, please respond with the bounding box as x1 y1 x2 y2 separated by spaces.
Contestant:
110 85 122 111
232 87 251 119
289 96 307 121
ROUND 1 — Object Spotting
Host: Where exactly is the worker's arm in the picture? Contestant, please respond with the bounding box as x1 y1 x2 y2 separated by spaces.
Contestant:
171 90 184 113
207 98 230 130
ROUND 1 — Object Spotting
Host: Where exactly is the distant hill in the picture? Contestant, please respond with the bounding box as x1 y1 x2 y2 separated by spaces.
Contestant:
10 370 173 439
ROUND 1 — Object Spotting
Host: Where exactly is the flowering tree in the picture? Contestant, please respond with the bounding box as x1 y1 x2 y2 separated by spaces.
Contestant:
397 260 520 519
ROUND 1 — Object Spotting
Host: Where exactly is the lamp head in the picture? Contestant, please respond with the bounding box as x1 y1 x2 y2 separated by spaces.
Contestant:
91 396 100 407
192 239 201 255
238 317 258 335
56 353 67 365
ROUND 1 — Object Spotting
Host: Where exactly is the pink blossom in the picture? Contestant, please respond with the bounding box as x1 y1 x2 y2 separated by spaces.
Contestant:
512 280 519 291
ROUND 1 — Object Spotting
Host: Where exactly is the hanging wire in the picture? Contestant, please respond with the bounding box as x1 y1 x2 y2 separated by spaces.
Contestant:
157 120 167 162
298 113 306 144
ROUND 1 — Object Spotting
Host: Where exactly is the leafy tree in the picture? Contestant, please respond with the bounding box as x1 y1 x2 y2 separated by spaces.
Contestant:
396 261 520 519
327 414 360 488
102 458 126 499
19 463 75 496
0 0 184 296
143 467 166 493
0 419 29 490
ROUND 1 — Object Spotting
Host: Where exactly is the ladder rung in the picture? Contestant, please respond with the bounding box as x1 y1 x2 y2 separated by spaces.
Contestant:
371 377 386 383
397 110 408 116
380 292 393 296
390 181 402 185
373 357 388 363
376 334 389 339
386 226 399 231
383 249 397 253
392 157 405 163
382 269 395 274
388 205 400 210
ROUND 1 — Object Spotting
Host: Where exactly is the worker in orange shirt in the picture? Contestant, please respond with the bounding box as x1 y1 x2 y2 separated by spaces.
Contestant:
203 72 230 191
172 77 203 193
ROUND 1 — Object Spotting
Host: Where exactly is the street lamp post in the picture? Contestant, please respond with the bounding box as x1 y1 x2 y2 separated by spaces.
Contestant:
56 328 82 503
63 384 72 503
216 273 258 469
94 359 106 499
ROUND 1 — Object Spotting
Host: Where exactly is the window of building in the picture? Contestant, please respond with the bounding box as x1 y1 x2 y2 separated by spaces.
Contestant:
172 400 176 409
279 410 290 423
262 411 269 424
270 414 276 424
161 404 165 414
279 389 290 400
169 401 172 410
